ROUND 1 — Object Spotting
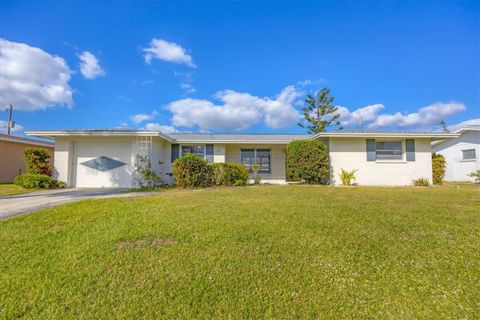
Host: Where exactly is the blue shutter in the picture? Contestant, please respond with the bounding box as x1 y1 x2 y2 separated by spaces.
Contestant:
366 139 376 161
171 144 179 162
406 139 415 161
206 144 214 162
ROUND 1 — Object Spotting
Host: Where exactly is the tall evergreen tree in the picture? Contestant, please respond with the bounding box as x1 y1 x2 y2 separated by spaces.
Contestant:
298 88 343 133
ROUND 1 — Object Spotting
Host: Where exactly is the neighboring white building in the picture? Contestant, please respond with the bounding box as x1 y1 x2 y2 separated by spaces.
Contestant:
432 125 480 182
26 129 457 188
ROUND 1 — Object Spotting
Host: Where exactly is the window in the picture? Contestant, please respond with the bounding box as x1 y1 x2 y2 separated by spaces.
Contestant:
462 149 476 160
375 141 403 160
241 149 271 173
181 145 205 159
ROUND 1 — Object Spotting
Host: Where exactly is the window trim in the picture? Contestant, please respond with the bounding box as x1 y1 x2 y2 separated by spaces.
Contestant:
461 148 476 161
240 148 271 174
374 139 405 162
180 144 206 159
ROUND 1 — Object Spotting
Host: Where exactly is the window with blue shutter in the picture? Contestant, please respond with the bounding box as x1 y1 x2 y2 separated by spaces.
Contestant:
405 139 415 161
366 139 376 161
206 144 214 162
171 144 179 162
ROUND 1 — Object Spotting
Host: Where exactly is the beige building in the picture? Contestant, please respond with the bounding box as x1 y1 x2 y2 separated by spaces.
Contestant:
26 129 457 188
0 134 54 183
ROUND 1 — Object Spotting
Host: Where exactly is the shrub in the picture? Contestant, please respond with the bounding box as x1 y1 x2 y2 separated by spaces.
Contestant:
134 155 163 189
14 173 65 189
432 153 446 185
24 148 52 176
286 140 330 184
339 168 358 186
211 162 249 186
173 154 213 188
468 170 480 183
413 178 430 187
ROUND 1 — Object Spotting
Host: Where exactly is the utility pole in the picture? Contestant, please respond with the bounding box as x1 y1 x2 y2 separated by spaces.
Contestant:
6 104 13 135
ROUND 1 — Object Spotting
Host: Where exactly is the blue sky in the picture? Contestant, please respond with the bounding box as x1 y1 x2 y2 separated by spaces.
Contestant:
0 0 478 135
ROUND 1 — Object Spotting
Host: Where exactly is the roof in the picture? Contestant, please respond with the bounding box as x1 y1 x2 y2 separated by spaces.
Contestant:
310 129 459 141
0 133 54 148
431 125 480 146
25 128 459 143
453 125 480 134
24 129 176 142
169 133 311 143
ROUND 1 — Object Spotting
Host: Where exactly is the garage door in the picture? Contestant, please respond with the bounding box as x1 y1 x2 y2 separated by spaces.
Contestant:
73 141 133 188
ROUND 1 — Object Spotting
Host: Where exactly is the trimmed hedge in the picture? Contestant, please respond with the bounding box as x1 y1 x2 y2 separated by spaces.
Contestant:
172 154 250 188
432 153 446 185
286 140 330 184
211 162 249 186
172 154 213 188
14 173 65 189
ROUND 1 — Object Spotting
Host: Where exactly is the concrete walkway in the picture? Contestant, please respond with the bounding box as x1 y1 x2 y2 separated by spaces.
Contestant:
0 188 154 219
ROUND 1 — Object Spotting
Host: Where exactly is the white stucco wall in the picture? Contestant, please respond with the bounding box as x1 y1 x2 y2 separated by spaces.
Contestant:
432 130 480 181
225 144 287 184
329 138 433 186
53 139 74 186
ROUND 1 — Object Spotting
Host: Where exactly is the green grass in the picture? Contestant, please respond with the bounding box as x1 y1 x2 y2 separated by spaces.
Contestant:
0 185 479 319
0 183 38 197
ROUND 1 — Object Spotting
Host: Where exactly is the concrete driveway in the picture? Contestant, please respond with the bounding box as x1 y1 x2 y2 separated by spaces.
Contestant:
0 188 149 219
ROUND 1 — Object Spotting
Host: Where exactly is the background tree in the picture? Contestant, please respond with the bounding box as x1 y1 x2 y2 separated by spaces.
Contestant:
439 120 450 133
298 88 343 133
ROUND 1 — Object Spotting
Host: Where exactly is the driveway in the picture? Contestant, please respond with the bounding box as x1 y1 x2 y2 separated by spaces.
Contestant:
0 188 151 219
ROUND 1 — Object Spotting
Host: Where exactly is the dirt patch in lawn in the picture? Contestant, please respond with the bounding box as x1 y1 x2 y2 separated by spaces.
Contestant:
115 238 175 249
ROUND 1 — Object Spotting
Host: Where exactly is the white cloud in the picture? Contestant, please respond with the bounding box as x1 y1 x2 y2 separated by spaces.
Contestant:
144 122 179 133
180 82 196 94
0 38 73 111
167 85 302 131
0 120 24 133
143 39 195 68
131 111 158 124
337 104 385 127
368 102 466 128
78 51 105 79
336 101 466 129
448 118 480 131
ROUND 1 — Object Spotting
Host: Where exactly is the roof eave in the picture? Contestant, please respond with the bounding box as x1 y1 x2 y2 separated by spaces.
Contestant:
25 130 176 142
174 139 294 144
309 132 460 140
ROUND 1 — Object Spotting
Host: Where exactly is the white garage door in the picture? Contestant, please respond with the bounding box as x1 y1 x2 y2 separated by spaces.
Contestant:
73 141 133 188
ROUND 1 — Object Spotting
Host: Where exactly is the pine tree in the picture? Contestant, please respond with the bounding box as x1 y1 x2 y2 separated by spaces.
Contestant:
298 88 343 134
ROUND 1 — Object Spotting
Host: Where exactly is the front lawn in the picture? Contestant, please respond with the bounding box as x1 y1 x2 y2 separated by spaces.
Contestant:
0 185 478 318
0 183 38 197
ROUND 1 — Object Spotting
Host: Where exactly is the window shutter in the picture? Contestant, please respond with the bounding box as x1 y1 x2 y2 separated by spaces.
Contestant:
406 139 415 161
206 144 214 162
366 139 376 161
171 144 179 162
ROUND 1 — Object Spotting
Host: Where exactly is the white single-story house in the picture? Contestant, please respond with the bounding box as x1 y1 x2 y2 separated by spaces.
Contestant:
432 125 480 182
26 129 458 188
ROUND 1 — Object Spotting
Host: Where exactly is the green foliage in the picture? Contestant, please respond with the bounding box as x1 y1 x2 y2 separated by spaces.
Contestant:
468 170 480 183
14 173 65 189
432 153 446 184
23 148 52 176
413 178 430 187
172 154 213 188
298 88 343 133
134 155 163 189
211 162 249 186
252 163 261 184
286 140 330 184
339 168 358 186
